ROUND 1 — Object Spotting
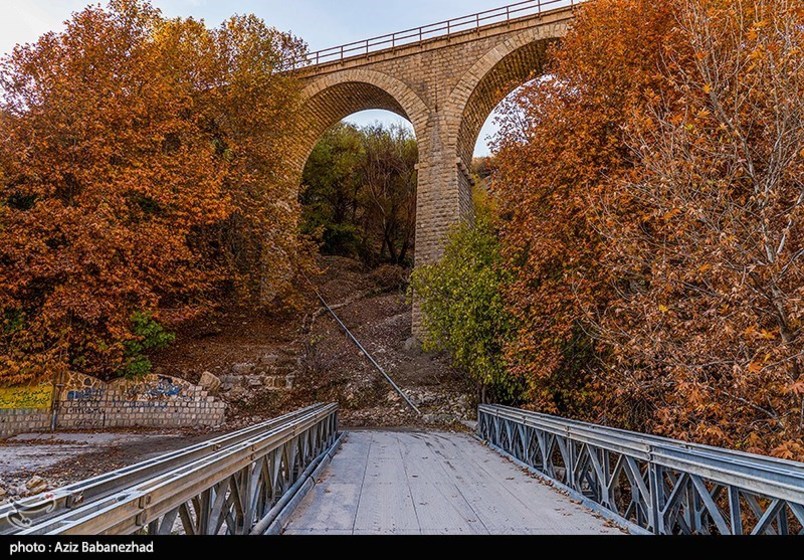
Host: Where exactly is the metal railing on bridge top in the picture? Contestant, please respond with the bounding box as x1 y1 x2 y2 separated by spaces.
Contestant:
301 0 584 67
479 405 804 535
11 404 340 535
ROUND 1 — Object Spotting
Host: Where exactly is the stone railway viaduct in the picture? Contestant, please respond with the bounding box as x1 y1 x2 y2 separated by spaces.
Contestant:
291 1 580 332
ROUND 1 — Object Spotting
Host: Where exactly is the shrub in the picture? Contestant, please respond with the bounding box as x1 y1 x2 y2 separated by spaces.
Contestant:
120 312 175 379
370 264 409 292
410 189 520 402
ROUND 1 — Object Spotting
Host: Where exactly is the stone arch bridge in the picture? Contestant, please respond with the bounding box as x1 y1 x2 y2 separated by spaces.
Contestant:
292 1 581 332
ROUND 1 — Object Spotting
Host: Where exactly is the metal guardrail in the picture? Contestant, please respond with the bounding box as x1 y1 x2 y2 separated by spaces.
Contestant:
302 0 583 67
15 403 339 535
0 403 327 534
479 405 804 535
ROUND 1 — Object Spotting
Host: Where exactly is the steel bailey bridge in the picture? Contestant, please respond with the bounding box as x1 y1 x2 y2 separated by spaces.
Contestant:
4 403 804 536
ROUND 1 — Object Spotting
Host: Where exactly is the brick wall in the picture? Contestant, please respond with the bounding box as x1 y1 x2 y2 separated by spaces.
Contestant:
0 408 50 438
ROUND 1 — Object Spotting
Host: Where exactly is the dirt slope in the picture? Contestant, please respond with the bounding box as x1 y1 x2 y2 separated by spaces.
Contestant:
151 256 474 429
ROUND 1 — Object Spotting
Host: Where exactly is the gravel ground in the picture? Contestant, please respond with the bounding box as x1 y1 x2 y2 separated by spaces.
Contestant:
0 430 216 500
151 255 475 430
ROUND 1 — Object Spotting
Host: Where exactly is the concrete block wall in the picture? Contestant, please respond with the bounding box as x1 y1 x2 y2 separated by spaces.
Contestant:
56 395 226 430
54 372 226 431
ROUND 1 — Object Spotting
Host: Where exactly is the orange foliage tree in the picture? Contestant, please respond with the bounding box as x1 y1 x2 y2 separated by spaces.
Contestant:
0 0 307 384
494 0 804 458
493 0 681 419
595 0 804 457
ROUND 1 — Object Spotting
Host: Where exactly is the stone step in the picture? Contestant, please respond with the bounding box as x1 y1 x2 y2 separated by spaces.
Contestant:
220 373 295 391
230 363 298 376
262 375 295 391
258 352 300 368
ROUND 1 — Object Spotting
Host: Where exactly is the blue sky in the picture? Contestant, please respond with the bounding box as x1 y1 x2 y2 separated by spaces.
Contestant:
0 0 509 155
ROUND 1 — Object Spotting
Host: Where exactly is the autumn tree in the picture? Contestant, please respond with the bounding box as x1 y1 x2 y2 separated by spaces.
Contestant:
359 124 418 266
493 0 681 418
494 0 804 458
0 0 307 384
154 11 309 305
595 0 804 457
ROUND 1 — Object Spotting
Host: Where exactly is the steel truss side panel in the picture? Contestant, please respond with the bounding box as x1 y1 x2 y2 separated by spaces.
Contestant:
478 405 804 535
19 405 340 536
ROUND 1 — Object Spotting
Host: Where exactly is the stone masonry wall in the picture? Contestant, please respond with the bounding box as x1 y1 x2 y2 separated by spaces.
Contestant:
0 373 225 439
0 409 50 438
294 8 575 336
297 9 573 262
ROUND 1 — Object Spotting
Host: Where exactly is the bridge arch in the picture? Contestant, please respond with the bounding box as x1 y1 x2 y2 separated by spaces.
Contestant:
293 4 574 335
293 69 430 176
449 26 556 165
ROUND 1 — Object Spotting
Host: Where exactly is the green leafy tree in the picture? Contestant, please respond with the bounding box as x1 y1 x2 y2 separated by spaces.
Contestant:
410 189 520 401
301 122 417 267
301 124 365 256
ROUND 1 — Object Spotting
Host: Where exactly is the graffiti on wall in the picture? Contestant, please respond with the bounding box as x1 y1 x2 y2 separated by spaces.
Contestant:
143 376 183 399
66 388 105 401
0 384 53 410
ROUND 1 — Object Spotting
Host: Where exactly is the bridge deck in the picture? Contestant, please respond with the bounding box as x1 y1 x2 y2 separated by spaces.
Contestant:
284 431 624 535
